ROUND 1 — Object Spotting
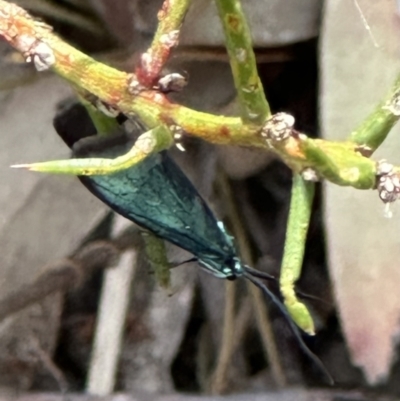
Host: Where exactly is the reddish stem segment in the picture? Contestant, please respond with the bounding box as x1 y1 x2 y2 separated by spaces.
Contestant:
135 0 190 87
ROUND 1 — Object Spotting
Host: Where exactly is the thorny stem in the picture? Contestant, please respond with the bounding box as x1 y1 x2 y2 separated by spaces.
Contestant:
136 0 191 87
300 138 376 189
214 0 270 124
2 1 400 190
12 125 174 174
349 75 400 153
0 1 261 145
280 174 315 335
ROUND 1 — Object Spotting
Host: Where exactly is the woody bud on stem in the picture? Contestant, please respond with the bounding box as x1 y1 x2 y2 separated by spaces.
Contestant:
170 124 185 152
261 112 295 142
158 73 187 93
376 160 400 203
127 75 146 96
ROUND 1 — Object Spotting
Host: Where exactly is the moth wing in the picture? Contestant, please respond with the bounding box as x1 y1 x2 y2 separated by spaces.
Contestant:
81 152 231 260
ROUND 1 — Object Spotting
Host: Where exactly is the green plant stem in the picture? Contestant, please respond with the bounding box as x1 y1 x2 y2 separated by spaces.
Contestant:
214 0 270 124
280 174 315 335
13 125 173 174
300 138 376 189
2 0 397 190
349 75 400 152
136 0 192 86
78 96 119 136
141 232 171 290
0 4 260 145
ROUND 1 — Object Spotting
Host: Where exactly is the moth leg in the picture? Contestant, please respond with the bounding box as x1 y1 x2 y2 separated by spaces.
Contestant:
280 174 315 335
11 125 173 175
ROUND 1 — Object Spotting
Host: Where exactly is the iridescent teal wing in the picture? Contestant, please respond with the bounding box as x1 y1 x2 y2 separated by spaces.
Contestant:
76 136 233 262
53 102 235 264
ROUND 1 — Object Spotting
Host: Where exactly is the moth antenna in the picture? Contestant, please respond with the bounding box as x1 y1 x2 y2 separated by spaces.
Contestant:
243 265 276 281
170 257 198 269
296 290 333 307
243 272 334 385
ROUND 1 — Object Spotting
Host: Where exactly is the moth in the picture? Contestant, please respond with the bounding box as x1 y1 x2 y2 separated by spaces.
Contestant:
53 101 332 384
